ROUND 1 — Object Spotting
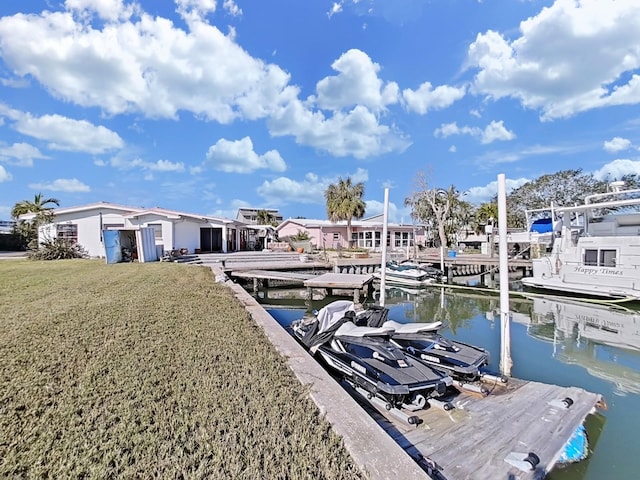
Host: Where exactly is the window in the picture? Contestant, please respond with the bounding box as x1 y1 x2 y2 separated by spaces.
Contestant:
584 249 597 266
600 249 616 267
584 248 616 267
57 224 78 244
333 233 340 241
365 231 372 247
352 232 361 248
394 232 402 247
394 231 412 247
148 223 163 241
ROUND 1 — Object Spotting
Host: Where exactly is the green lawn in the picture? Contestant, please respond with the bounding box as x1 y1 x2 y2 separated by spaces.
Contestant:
0 260 365 479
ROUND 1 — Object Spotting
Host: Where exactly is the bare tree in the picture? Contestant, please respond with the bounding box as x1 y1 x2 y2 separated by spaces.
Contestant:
405 172 457 249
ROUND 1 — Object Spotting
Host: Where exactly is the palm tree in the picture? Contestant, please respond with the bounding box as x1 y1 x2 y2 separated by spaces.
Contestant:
11 193 60 249
324 177 366 248
11 193 60 220
256 209 273 225
474 202 498 234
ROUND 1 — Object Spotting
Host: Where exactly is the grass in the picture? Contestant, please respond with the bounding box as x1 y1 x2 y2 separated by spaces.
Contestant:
0 260 366 479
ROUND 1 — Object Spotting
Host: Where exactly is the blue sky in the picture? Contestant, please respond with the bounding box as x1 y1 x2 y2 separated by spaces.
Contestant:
0 0 639 223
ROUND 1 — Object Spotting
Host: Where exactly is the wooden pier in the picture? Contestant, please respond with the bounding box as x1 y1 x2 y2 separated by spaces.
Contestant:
332 253 532 280
231 269 375 305
304 272 375 304
348 377 604 479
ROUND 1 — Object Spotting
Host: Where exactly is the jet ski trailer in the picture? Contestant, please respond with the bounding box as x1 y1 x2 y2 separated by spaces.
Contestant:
355 305 507 395
291 300 454 425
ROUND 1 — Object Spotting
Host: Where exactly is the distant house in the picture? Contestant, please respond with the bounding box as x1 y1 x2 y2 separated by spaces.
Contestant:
20 202 249 258
0 220 16 234
236 207 283 225
276 216 426 251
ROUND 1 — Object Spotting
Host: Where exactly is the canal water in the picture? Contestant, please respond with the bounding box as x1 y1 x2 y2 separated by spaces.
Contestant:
261 282 640 480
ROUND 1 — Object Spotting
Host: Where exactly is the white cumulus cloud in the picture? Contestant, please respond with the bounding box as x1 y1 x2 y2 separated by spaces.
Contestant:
0 165 12 183
0 143 50 167
467 0 640 120
223 0 242 16
65 0 136 21
0 105 123 154
434 120 515 144
257 169 369 206
101 155 185 172
28 178 91 192
205 137 287 173
592 159 640 180
315 49 399 112
269 101 411 159
465 177 531 205
402 82 466 114
603 137 633 153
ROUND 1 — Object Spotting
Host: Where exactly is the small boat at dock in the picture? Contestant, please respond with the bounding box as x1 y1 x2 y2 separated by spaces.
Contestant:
374 260 443 287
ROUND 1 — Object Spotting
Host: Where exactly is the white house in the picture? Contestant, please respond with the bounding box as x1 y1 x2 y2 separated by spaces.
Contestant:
236 207 283 225
21 202 249 259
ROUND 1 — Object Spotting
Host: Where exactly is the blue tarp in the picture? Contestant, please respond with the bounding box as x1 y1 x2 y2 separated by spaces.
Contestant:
530 218 553 233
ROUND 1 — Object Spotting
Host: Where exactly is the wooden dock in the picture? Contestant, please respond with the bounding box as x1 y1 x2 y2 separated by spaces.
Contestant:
348 377 604 479
230 270 375 304
304 272 375 304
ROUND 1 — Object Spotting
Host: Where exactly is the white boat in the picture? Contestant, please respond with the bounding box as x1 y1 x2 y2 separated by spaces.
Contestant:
521 182 640 301
373 261 442 287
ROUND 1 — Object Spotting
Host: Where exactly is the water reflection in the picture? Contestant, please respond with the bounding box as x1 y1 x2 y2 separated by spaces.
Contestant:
522 297 640 396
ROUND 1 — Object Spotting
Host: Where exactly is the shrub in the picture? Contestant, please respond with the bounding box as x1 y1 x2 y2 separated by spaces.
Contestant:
28 238 89 260
290 229 311 241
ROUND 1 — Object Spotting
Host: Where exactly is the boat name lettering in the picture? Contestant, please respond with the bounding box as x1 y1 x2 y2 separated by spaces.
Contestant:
572 266 623 276
351 361 367 375
573 314 623 328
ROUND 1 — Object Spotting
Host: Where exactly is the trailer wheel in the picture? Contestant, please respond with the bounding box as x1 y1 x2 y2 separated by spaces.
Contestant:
562 397 574 408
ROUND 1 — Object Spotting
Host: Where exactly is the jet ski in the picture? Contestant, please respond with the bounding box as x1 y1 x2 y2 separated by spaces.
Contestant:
291 300 454 424
355 305 506 391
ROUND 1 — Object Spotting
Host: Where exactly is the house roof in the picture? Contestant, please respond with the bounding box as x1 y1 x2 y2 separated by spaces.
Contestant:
276 217 419 231
124 207 221 222
18 201 142 220
123 206 247 225
237 207 281 214
20 202 241 226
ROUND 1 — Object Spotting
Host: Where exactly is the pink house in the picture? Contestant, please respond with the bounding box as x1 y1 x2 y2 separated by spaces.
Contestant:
276 215 427 251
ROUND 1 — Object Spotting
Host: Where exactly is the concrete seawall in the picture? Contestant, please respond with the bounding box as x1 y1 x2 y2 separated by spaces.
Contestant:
209 264 430 480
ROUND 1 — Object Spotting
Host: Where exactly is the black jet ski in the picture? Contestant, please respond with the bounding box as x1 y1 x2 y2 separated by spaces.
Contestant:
291 300 453 423
355 305 505 391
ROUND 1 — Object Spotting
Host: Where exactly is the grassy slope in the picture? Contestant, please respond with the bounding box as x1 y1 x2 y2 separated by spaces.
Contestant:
0 260 365 479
